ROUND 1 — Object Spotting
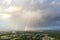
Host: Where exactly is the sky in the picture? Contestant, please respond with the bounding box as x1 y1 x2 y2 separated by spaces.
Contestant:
0 0 60 31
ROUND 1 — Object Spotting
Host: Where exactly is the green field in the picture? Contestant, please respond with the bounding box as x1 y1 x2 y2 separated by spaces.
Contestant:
0 31 59 40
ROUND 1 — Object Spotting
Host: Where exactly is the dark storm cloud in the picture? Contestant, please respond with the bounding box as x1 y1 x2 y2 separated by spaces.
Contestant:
10 0 60 28
16 0 60 27
0 0 60 31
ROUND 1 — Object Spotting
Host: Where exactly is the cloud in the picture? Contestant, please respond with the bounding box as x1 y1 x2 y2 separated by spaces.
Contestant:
4 6 21 12
0 13 11 19
0 0 60 31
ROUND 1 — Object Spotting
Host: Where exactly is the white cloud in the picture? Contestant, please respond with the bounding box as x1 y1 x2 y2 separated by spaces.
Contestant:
0 6 4 12
2 0 12 5
0 13 11 19
4 6 21 12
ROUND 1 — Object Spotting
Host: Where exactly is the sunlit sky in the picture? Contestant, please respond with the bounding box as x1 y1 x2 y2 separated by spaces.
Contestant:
0 0 60 31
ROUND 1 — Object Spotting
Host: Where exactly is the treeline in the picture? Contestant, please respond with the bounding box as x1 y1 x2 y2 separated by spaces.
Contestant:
44 31 60 40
